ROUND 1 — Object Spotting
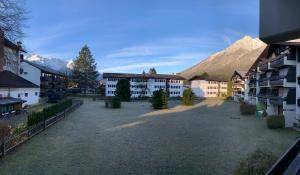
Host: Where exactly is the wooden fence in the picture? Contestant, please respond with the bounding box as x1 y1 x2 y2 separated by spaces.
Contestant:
0 100 84 157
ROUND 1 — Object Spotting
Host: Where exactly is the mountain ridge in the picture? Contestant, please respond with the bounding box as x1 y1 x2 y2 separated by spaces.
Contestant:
180 36 267 81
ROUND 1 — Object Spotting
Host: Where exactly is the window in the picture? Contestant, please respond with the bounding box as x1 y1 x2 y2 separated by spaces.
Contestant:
25 93 28 97
35 92 38 96
18 94 21 98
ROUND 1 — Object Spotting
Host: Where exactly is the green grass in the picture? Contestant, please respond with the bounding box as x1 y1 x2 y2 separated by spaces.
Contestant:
0 99 299 175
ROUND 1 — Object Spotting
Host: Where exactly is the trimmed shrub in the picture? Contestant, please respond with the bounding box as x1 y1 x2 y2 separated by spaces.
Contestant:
234 149 276 175
182 88 195 106
151 89 168 109
240 102 256 115
111 97 121 108
27 99 73 127
266 115 285 129
115 79 131 101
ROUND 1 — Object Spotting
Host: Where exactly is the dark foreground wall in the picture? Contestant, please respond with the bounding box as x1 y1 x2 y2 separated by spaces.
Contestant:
260 0 300 43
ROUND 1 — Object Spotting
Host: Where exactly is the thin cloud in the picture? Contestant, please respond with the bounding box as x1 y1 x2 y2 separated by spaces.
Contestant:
100 61 182 73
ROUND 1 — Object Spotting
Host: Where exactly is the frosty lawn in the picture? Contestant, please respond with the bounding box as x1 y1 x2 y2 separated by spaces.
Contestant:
0 99 299 175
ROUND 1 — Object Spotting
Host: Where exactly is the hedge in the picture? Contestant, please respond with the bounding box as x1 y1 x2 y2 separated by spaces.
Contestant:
266 115 285 129
28 99 73 127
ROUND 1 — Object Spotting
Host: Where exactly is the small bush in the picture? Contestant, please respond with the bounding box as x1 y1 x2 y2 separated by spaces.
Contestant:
182 88 195 106
234 149 276 175
111 97 121 108
240 102 256 115
151 89 168 109
266 115 285 129
12 122 27 135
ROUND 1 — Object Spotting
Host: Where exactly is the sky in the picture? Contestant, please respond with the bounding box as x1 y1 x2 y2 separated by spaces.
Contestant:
23 0 259 74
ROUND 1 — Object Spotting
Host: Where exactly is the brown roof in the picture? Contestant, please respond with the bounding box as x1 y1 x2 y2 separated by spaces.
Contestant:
189 75 227 82
4 38 26 52
103 73 185 80
22 60 66 76
0 71 39 88
231 70 247 79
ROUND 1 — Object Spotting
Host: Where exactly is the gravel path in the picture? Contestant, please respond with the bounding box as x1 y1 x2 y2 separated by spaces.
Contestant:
0 99 299 175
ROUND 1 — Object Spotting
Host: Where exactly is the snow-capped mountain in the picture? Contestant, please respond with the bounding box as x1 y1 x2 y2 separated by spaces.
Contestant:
25 54 71 72
180 36 267 80
25 54 102 79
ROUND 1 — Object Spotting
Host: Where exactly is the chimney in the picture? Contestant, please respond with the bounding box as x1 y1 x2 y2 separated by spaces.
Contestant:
0 30 4 72
20 54 24 62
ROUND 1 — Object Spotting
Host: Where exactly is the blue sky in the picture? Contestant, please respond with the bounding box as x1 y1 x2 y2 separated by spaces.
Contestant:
23 0 259 74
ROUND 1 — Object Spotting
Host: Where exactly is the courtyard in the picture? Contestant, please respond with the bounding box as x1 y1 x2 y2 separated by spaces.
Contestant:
0 98 299 175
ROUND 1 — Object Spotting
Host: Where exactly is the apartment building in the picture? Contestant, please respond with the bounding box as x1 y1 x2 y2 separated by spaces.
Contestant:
20 60 67 101
231 70 247 101
245 42 300 127
190 76 227 98
0 31 40 115
103 73 185 98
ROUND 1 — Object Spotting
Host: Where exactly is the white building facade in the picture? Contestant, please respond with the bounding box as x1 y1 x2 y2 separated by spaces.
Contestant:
190 76 227 98
103 73 185 98
244 43 300 128
0 71 40 106
231 71 248 101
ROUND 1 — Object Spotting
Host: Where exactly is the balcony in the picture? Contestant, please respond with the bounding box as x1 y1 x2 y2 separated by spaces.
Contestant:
270 54 296 68
248 89 256 97
259 62 269 72
258 76 269 87
258 94 268 103
269 88 296 105
269 67 296 87
248 80 256 88
257 88 270 103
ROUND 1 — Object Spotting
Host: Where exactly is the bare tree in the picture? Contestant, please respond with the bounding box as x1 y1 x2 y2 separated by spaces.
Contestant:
0 0 27 41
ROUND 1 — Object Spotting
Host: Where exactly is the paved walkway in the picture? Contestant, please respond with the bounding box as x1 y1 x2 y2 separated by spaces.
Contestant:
0 99 299 175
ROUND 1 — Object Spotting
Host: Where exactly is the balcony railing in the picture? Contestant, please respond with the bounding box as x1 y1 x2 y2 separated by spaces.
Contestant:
259 63 269 72
269 88 296 105
269 75 284 86
270 55 285 68
258 77 269 87
258 94 268 103
270 54 296 68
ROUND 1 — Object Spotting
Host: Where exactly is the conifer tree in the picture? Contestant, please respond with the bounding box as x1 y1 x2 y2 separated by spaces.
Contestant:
148 67 157 75
72 45 99 94
115 79 131 101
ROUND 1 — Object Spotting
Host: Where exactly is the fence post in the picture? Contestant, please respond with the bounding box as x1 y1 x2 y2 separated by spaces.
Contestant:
43 118 46 130
1 140 4 156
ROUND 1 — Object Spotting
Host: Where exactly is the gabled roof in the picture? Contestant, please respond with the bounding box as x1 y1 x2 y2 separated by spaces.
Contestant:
189 75 227 82
246 46 269 75
0 71 39 88
231 70 248 79
4 38 26 52
22 60 66 76
103 73 185 80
